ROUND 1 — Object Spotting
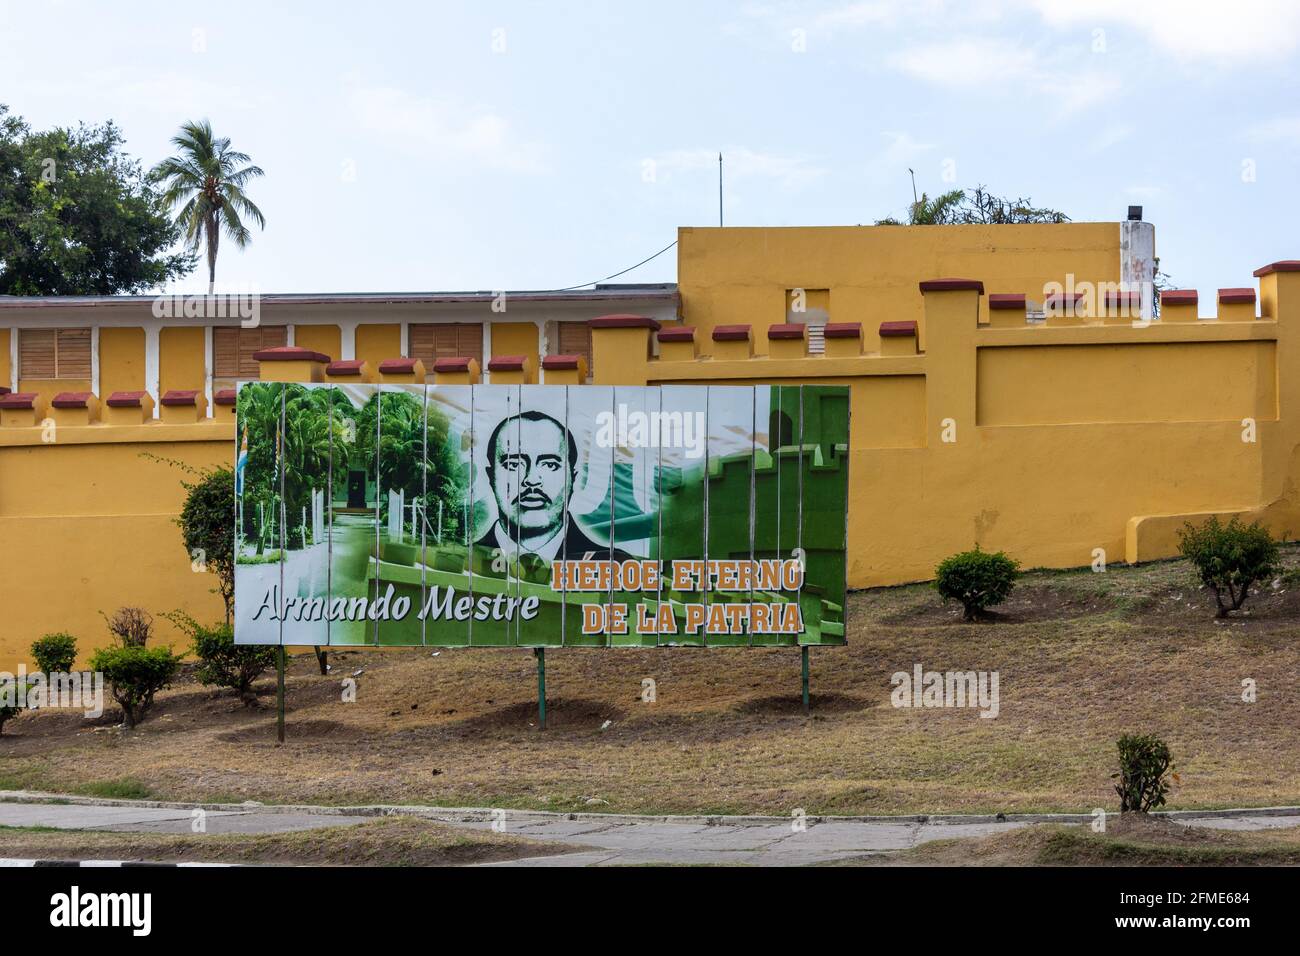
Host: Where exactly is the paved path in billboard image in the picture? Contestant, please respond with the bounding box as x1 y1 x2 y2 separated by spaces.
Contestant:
4 795 1300 866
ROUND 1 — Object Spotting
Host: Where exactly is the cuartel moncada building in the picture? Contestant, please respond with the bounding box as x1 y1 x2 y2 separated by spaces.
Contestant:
6 219 1300 666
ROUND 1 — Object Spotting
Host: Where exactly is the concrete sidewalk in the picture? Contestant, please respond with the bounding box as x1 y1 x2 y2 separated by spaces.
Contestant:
3 793 1299 866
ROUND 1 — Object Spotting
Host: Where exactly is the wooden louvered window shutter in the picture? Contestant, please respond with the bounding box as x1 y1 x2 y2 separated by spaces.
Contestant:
19 329 56 379
19 328 91 379
556 322 593 380
409 323 484 373
214 326 287 379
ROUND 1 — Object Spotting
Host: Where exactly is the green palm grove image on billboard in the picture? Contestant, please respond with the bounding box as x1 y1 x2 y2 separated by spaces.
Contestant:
234 383 849 647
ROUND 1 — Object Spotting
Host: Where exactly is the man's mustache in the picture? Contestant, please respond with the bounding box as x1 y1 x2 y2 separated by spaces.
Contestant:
510 489 553 508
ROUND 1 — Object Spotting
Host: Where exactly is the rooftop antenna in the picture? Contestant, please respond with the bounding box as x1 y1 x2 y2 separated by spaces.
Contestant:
719 152 724 227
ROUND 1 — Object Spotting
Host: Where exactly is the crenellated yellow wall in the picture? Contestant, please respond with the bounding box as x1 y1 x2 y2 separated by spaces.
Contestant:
6 227 1300 670
293 323 341 360
355 324 401 369
593 263 1300 593
99 326 146 396
159 326 206 395
677 223 1131 354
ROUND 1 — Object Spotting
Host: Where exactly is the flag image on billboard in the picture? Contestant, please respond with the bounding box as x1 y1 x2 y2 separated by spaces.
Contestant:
234 383 848 647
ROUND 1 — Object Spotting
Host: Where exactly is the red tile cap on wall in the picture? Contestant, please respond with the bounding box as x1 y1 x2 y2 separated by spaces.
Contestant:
767 324 806 340
378 358 418 374
326 360 365 376
1044 291 1086 308
823 322 862 339
1218 288 1257 305
878 321 917 338
590 314 661 330
541 354 583 370
1104 291 1142 306
487 355 527 372
919 278 985 294
432 357 474 373
712 325 751 342
1161 290 1199 306
0 391 37 409
51 391 92 409
213 388 237 406
657 326 696 342
106 391 147 408
1253 261 1300 277
160 389 200 406
988 293 1027 310
252 346 330 363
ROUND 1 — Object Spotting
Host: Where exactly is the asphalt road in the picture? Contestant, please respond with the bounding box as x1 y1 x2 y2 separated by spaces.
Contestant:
3 797 1299 866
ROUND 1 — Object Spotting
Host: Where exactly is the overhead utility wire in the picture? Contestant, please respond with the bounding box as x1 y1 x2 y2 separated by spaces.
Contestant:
531 239 679 293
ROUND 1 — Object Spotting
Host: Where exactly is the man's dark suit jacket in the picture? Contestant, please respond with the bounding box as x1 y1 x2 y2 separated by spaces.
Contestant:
476 518 632 562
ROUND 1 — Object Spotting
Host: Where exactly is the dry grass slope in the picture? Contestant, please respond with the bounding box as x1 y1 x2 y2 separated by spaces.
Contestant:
4 550 1300 816
0 816 578 866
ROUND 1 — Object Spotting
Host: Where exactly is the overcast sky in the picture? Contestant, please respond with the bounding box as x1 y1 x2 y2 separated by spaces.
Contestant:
2 0 1298 302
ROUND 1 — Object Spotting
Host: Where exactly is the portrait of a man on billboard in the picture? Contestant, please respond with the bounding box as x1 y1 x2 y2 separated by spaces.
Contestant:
477 410 631 562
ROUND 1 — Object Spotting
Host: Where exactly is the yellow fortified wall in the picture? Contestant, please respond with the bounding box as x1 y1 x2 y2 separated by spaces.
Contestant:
677 223 1127 354
0 319 579 666
0 428 233 668
592 263 1300 592
5 249 1300 668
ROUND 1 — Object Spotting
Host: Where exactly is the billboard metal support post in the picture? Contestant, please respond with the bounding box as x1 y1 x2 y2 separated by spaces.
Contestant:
535 647 546 730
801 646 810 715
276 647 286 743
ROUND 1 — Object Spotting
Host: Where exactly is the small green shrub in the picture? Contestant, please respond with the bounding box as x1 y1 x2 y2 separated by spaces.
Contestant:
1177 516 1280 618
88 645 181 729
170 613 275 703
933 547 1020 620
30 633 78 674
0 678 21 736
1113 733 1175 813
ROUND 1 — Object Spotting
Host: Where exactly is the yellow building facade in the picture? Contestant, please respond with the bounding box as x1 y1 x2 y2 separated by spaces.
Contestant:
6 221 1296 668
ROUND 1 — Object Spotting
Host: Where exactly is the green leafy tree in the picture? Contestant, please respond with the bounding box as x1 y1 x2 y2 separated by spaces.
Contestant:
1177 516 1280 618
282 385 334 547
178 467 236 625
167 612 274 704
1113 734 1175 813
933 547 1020 621
30 633 78 674
355 390 465 540
0 104 194 294
236 383 283 555
877 184 1068 226
150 119 265 292
89 644 181 729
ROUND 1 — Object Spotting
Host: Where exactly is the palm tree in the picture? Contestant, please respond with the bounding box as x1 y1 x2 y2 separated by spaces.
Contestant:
151 120 265 292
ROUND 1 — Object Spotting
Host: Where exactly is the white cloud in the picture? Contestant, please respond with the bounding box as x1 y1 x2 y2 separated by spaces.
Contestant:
885 37 1119 118
650 147 826 190
1086 123 1135 154
344 77 547 173
886 37 1037 86
813 1 904 30
1030 0 1300 61
1246 116 1300 147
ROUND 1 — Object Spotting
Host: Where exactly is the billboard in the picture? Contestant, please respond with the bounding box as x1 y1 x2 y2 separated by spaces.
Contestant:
233 383 848 647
